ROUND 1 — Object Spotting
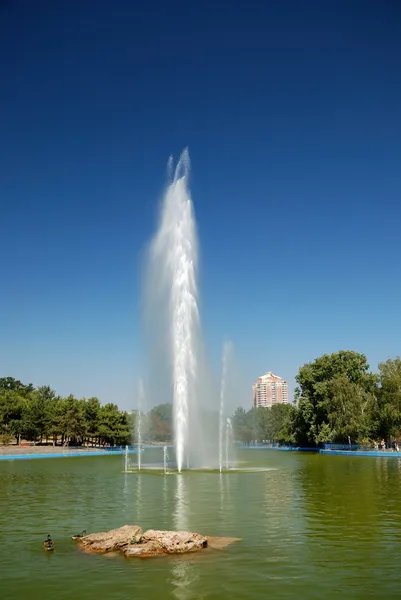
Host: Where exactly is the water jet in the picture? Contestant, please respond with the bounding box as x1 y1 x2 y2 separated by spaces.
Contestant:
142 151 236 472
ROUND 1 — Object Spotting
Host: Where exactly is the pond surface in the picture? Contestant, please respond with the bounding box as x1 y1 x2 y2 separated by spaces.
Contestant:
1 449 401 599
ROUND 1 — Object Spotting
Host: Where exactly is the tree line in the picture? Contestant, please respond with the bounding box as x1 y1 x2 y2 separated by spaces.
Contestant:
0 377 177 447
2 351 401 448
0 377 132 446
231 351 401 447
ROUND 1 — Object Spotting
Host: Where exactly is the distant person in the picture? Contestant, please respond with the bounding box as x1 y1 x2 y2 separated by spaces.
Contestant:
381 439 386 451
395 442 399 452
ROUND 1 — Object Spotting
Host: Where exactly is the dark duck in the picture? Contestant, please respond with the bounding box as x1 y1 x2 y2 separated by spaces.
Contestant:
72 530 87 540
43 535 55 551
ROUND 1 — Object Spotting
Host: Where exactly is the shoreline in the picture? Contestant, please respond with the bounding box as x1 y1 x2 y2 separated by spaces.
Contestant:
319 449 401 458
250 446 401 458
2 445 400 462
0 446 138 461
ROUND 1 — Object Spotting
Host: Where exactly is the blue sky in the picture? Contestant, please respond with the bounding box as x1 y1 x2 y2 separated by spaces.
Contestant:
1 0 400 410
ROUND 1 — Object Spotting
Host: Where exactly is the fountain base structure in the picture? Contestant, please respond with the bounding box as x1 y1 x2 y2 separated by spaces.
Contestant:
75 525 240 557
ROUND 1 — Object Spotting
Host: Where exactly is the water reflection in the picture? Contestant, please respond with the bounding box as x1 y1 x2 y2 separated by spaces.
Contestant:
135 474 142 525
375 455 389 484
263 468 301 551
122 473 129 519
219 473 224 517
171 475 200 600
297 455 401 594
174 474 187 531
8 451 401 599
170 558 201 600
218 472 234 531
163 471 168 520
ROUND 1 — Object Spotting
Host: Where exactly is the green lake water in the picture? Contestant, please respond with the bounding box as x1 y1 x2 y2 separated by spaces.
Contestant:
1 449 401 599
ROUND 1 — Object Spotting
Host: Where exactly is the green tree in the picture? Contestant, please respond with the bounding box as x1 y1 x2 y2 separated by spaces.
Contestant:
0 377 34 395
325 377 377 443
84 397 101 444
294 350 378 445
98 403 130 446
23 386 56 443
127 410 137 442
58 395 87 445
253 404 294 444
0 389 26 443
148 403 172 442
0 376 138 447
270 404 294 443
48 395 63 445
377 357 401 439
232 407 254 444
291 397 315 445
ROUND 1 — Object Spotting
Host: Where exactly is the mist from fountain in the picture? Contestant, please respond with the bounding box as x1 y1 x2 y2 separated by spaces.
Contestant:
225 418 234 470
219 341 233 473
163 445 168 474
144 150 238 471
146 150 201 472
137 379 144 471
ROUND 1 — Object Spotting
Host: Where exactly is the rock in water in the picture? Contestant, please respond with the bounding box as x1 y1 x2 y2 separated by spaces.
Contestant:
77 525 239 558
78 525 143 553
124 530 207 557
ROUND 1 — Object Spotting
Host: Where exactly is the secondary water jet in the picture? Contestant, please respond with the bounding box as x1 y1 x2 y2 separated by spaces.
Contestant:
225 418 234 470
219 341 233 473
163 446 168 474
124 445 129 473
137 379 144 471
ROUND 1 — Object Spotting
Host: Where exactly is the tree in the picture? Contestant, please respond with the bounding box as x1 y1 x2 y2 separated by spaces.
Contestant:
98 403 130 446
148 403 172 442
377 358 401 439
23 386 56 443
0 376 135 446
58 395 87 445
84 397 101 443
270 404 294 444
291 397 315 445
0 377 34 395
127 410 137 441
325 377 377 442
232 407 254 444
294 351 378 445
249 404 295 445
0 389 26 443
255 406 273 442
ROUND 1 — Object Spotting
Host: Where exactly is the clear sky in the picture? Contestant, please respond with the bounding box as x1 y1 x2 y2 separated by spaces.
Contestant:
1 0 400 410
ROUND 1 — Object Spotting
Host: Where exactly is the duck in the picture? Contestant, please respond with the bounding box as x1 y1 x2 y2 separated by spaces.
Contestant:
71 529 87 540
43 535 55 551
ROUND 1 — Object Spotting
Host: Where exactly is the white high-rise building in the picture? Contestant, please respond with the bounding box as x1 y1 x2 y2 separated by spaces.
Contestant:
252 371 288 408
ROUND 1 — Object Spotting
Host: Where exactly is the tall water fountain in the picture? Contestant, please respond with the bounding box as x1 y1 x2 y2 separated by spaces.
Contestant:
147 150 201 472
144 150 237 472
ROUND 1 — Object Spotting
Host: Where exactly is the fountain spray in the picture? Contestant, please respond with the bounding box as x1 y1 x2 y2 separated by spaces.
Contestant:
219 341 233 472
149 150 199 472
137 379 144 471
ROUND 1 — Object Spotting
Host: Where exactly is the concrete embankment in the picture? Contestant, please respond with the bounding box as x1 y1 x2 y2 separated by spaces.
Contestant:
0 446 137 461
